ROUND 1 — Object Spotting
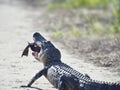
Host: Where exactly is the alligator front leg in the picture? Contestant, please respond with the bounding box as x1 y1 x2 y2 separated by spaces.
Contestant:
58 75 81 90
21 68 47 87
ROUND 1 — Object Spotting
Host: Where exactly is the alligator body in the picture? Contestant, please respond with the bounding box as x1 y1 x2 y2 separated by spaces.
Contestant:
21 32 120 90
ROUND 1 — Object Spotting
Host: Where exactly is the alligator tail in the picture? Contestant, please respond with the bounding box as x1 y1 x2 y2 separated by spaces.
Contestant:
83 80 120 90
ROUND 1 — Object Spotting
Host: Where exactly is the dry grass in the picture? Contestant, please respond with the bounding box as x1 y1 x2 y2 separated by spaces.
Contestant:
52 36 120 74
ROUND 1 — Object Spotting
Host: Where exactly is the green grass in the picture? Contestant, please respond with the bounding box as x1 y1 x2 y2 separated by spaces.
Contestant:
52 23 120 39
69 26 81 36
112 0 120 33
47 0 110 9
53 29 63 38
49 0 120 38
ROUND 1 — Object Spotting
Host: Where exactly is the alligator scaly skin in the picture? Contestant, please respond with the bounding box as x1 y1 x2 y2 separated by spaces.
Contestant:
44 58 120 90
22 32 120 90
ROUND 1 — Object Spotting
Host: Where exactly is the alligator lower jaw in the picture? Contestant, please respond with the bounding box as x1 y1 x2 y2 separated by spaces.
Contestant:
32 52 40 60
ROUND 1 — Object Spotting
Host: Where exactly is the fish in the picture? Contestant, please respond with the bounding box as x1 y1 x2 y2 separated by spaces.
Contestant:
21 42 41 57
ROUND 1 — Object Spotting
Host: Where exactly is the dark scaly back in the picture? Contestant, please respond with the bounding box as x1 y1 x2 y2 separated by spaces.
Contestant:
58 62 92 82
48 62 92 85
51 62 120 90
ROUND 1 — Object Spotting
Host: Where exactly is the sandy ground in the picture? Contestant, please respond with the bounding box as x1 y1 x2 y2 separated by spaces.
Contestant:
0 2 120 90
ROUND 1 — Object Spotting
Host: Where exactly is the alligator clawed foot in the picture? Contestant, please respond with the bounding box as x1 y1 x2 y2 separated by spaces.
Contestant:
20 85 31 88
20 85 42 90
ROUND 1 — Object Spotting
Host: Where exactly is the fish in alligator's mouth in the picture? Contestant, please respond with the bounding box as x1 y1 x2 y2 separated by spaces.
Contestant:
21 42 41 58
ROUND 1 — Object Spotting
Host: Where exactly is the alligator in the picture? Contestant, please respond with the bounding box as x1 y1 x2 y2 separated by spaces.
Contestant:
21 32 120 90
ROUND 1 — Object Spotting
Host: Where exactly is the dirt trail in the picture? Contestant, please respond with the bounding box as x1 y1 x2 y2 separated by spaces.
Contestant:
0 3 54 90
0 1 119 90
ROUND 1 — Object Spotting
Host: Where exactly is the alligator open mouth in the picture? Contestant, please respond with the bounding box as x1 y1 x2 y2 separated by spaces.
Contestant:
31 42 41 60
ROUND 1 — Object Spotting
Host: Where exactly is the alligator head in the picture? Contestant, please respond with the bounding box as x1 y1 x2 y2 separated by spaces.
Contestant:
21 32 61 65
